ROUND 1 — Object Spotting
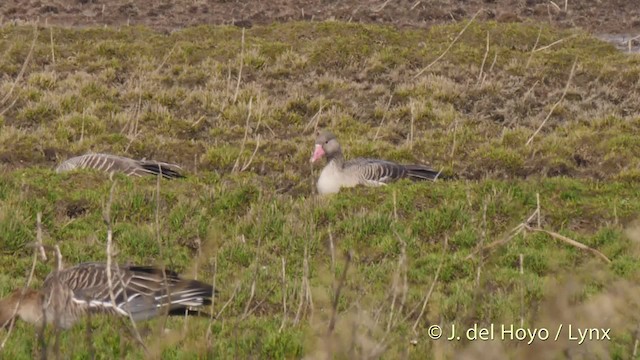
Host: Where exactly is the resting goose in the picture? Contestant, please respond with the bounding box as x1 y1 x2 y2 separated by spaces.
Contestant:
55 153 184 179
310 130 441 195
0 262 215 329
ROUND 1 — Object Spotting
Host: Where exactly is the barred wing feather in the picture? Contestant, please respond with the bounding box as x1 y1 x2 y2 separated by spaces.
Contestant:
56 153 184 179
43 263 213 321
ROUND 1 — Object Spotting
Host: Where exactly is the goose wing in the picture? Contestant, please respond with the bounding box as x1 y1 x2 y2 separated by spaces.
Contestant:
56 153 184 179
45 263 213 320
345 158 408 185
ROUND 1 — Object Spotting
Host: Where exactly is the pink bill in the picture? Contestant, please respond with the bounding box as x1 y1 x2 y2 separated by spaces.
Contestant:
310 144 325 163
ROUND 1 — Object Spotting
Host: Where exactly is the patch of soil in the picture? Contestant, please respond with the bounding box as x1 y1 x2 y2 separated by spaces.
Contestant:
1 0 638 35
63 199 90 218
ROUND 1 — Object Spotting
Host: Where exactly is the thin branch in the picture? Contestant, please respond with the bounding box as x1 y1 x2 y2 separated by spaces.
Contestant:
412 236 448 333
519 253 524 328
53 245 63 271
153 43 177 75
478 31 490 83
242 236 262 317
533 35 576 53
49 25 55 65
36 212 47 261
278 257 287 332
294 220 314 325
386 233 407 334
414 9 483 78
328 227 336 275
526 58 577 146
154 162 172 335
526 27 542 68
408 100 415 149
0 24 39 107
373 95 393 141
240 134 261 172
465 223 525 260
103 182 147 352
215 283 242 320
241 284 277 321
475 201 488 287
232 28 245 103
205 255 218 350
232 97 253 172
373 0 392 12
523 225 611 263
303 104 325 133
327 251 352 335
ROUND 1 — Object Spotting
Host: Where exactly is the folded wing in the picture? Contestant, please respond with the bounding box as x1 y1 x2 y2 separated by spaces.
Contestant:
45 263 213 321
56 153 184 179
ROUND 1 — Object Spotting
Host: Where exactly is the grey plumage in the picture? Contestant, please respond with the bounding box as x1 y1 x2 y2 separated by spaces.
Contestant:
55 153 184 179
1 262 215 329
310 130 442 194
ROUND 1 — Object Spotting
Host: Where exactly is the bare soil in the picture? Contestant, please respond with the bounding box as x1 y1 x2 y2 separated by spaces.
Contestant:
2 0 640 36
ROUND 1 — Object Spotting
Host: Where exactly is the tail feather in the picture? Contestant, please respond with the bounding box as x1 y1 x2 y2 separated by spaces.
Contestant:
139 163 185 179
171 280 216 307
405 165 444 181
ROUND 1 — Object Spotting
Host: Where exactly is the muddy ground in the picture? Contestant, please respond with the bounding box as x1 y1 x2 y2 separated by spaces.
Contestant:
2 0 640 37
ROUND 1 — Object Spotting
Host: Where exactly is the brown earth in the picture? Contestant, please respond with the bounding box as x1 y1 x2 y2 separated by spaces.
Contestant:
1 0 640 36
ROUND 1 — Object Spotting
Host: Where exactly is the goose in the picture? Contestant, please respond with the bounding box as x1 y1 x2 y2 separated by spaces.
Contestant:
309 130 442 195
0 262 215 330
55 153 184 179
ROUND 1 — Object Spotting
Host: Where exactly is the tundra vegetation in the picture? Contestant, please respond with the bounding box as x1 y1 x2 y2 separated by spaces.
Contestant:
0 20 639 358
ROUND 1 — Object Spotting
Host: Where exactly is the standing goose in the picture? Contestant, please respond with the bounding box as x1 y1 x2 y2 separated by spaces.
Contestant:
55 153 184 179
310 130 442 195
0 262 215 329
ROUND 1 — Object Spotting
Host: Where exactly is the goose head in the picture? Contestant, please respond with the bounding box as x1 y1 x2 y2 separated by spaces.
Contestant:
310 130 342 163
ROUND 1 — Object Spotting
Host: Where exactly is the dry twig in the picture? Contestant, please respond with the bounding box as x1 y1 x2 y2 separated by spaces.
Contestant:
232 28 245 103
478 31 490 83
526 58 577 146
412 235 448 333
232 98 253 172
328 251 352 335
526 28 542 68
278 257 287 332
465 193 611 263
414 9 483 78
0 24 38 109
0 227 43 350
373 95 393 141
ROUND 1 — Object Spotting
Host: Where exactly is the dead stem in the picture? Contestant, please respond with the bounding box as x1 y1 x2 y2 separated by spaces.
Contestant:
373 95 393 141
328 251 352 335
476 201 488 287
242 236 262 317
232 28 245 103
414 9 484 78
478 31 490 83
205 255 218 350
0 220 43 350
526 58 577 146
279 257 288 332
519 253 524 327
0 24 38 108
232 97 253 172
412 235 448 334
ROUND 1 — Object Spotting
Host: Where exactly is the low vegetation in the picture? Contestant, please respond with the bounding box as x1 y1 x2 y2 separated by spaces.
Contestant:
0 20 639 358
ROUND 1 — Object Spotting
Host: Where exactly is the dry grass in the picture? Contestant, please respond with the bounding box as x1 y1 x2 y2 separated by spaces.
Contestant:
0 20 639 358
